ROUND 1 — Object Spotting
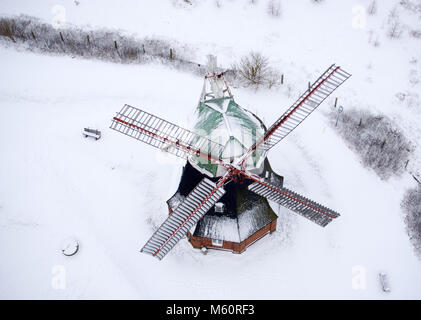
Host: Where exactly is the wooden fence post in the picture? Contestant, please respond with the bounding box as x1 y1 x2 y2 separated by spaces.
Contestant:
87 35 90 45
280 74 284 85
114 40 118 50
334 97 338 108
170 48 173 60
59 31 64 42
31 31 36 40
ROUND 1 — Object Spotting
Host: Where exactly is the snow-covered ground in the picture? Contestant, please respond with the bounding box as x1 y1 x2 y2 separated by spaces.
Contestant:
0 0 420 299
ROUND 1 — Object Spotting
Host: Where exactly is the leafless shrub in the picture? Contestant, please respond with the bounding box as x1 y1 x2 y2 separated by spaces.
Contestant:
224 65 241 87
368 30 381 47
409 69 420 86
329 108 413 180
388 20 403 38
401 186 421 258
395 90 420 110
266 69 281 88
399 0 421 14
387 8 403 39
236 52 280 88
121 46 141 62
410 29 421 38
0 18 16 42
267 0 281 17
368 0 377 15
396 92 406 102
171 0 195 8
285 84 293 98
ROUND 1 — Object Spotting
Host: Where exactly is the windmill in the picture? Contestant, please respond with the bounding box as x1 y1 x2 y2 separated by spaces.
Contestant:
110 58 351 260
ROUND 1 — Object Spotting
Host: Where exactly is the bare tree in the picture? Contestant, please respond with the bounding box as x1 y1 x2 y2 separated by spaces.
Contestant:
239 52 269 87
237 52 280 88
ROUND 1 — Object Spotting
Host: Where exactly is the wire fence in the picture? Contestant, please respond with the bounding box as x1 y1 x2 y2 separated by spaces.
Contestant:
0 14 207 76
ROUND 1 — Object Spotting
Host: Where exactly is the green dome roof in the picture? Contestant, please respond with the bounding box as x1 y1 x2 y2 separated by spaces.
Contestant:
191 96 266 177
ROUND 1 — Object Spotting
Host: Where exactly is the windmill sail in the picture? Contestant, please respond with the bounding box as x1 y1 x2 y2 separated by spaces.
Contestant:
241 65 351 163
141 178 226 260
248 180 340 227
110 104 225 163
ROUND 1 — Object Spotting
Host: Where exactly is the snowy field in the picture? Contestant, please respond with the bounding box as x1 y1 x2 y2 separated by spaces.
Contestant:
0 0 420 299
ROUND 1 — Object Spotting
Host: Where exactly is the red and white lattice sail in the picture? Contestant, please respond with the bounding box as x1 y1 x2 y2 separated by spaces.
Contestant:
240 64 351 166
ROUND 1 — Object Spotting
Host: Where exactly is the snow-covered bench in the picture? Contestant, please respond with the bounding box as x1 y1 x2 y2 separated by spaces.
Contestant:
83 128 101 140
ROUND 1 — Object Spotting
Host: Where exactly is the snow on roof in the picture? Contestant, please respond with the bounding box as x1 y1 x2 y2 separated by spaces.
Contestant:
193 214 240 242
237 202 276 241
167 192 185 211
193 199 277 243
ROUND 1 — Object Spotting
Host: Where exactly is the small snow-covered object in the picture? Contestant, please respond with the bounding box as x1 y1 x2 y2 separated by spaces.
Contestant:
201 247 208 255
379 273 390 292
215 202 225 213
61 238 79 256
83 128 101 140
